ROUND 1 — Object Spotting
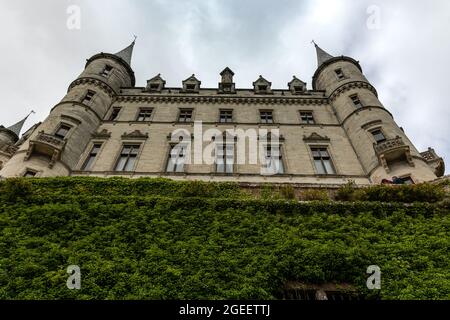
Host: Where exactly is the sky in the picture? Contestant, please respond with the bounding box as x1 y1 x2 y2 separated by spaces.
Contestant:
0 0 449 174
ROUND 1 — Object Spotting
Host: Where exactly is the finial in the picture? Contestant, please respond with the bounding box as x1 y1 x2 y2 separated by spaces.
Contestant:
311 40 317 46
133 35 137 43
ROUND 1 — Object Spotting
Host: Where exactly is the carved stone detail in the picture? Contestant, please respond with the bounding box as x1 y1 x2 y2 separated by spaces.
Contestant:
121 130 149 140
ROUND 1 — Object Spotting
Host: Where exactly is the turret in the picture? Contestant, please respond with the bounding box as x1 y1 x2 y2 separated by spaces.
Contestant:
312 43 438 183
0 113 33 171
0 41 135 177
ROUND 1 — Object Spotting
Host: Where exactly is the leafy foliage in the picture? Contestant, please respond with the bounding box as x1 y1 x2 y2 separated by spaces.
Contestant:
0 177 448 300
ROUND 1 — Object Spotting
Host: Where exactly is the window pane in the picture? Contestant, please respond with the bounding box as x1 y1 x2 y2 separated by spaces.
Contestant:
166 158 175 172
115 156 127 171
276 159 285 174
82 156 95 171
124 157 136 171
320 149 330 158
323 159 335 174
314 160 326 174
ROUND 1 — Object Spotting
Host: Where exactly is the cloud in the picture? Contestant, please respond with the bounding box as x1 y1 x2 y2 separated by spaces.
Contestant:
0 0 448 173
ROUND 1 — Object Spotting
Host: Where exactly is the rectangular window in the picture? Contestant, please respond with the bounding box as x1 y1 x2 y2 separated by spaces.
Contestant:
115 145 140 172
350 94 363 108
263 144 284 175
371 129 386 143
109 107 121 121
300 111 315 124
222 83 232 92
186 84 196 91
401 176 415 185
178 109 193 123
137 108 153 122
219 110 233 123
260 111 274 124
82 143 102 171
149 83 159 90
100 65 113 77
23 170 36 177
335 68 345 80
311 147 336 175
166 144 187 173
83 90 96 104
258 85 268 92
216 143 234 174
55 124 71 139
294 86 304 93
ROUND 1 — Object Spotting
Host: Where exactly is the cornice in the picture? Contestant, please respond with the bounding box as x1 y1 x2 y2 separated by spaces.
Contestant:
85 53 136 86
329 81 378 101
342 106 393 127
113 94 329 106
69 77 116 97
51 101 103 122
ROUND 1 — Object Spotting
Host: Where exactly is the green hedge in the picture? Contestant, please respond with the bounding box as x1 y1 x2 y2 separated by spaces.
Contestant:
0 178 449 300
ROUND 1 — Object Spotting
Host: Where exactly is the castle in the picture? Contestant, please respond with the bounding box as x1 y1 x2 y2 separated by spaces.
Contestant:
0 41 445 185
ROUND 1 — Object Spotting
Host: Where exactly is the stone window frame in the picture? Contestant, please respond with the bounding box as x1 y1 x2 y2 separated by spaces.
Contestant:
177 108 195 123
100 64 114 78
398 174 415 185
80 142 104 171
259 109 275 124
334 68 346 81
108 107 122 121
164 141 190 174
299 110 316 125
82 90 96 105
135 107 155 122
53 122 74 140
368 126 387 144
218 109 234 123
307 144 339 176
213 136 237 175
21 167 41 178
112 143 143 173
349 94 363 108
260 141 288 176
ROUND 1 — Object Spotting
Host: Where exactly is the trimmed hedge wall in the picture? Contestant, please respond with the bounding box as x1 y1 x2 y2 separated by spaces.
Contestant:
0 178 449 300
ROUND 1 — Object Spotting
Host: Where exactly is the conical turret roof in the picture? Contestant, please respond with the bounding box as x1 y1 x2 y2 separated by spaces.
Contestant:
314 42 334 67
114 40 135 66
6 111 34 138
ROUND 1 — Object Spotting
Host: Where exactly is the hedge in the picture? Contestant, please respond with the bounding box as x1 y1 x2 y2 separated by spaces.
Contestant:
0 178 449 300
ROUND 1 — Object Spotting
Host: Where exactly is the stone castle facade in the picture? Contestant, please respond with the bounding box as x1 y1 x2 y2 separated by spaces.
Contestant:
0 41 445 185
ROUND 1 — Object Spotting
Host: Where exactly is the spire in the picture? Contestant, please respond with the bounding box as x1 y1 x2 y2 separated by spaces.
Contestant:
6 111 35 137
312 41 334 67
114 37 136 66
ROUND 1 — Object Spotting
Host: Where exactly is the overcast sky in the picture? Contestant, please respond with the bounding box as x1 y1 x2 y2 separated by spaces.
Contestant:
0 0 449 173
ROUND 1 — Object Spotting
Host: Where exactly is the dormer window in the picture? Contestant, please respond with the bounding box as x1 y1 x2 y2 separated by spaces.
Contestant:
253 76 272 94
288 76 307 95
146 74 166 93
182 74 201 93
218 67 236 94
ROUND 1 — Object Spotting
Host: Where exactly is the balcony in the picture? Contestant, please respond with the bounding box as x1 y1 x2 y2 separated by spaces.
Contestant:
373 136 414 173
25 131 66 168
